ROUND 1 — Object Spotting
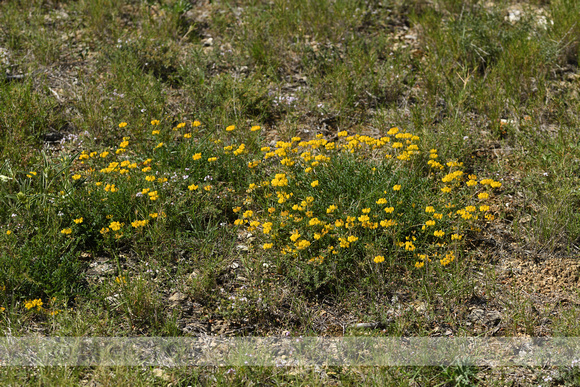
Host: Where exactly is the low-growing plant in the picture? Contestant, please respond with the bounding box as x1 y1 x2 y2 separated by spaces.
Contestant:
1 118 501 303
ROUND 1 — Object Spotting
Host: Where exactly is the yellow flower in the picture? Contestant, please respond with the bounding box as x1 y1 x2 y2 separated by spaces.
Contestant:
415 261 425 269
347 235 358 243
425 206 435 213
478 192 489 200
208 157 217 162
188 184 198 191
131 220 147 228
203 185 212 191
243 210 254 218
290 231 301 242
192 120 201 127
326 205 337 213
335 219 344 227
441 186 451 193
226 125 235 132
152 130 160 135
358 214 370 223
191 153 201 160
119 122 127 128
466 180 478 187
104 184 117 192
142 166 152 172
295 239 311 250
479 205 490 212
271 173 289 187
154 142 164 149
451 234 462 240
440 251 455 266
73 218 83 224
61 228 72 235
376 198 388 205
380 219 395 228
490 181 502 188
384 207 394 214
262 243 273 250
262 222 273 234
393 185 401 191
115 276 127 284
311 180 319 187
309 218 321 226
434 230 445 237
251 125 261 131
374 255 385 263
6 230 11 235
24 299 43 311
100 151 109 158
234 219 245 225
109 222 122 231
151 119 160 125
184 133 192 139
149 213 158 218
148 191 159 201
145 175 156 182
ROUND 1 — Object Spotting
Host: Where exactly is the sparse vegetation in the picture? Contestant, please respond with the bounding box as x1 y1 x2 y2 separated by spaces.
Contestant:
1 0 580 385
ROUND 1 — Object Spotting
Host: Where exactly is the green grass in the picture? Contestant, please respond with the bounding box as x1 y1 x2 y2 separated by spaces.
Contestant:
1 0 580 385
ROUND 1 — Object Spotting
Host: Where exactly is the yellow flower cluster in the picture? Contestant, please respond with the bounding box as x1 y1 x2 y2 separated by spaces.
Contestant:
24 299 43 311
65 119 501 275
131 219 149 228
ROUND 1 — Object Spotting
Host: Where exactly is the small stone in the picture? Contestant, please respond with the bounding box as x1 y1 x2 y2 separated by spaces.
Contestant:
105 294 120 307
168 292 188 303
152 368 170 381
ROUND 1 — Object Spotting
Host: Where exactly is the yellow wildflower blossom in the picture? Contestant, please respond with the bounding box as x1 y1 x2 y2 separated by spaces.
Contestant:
109 222 122 231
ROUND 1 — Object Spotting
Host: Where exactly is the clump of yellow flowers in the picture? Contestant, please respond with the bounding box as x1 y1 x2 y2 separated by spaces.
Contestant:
54 120 500 290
